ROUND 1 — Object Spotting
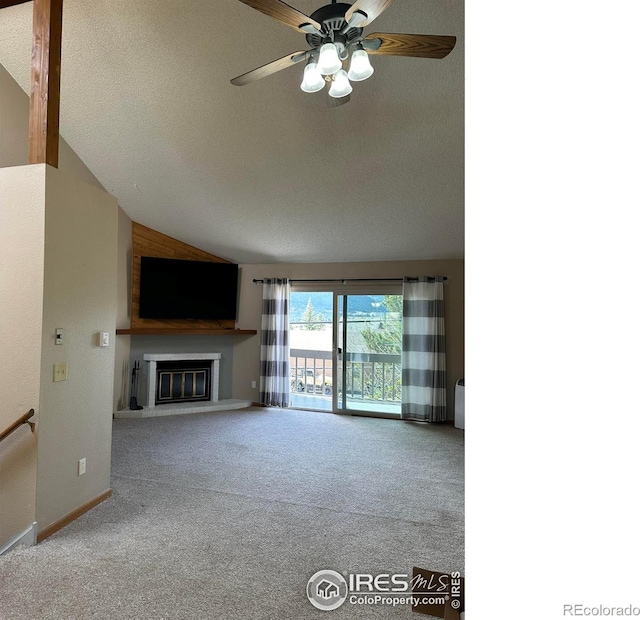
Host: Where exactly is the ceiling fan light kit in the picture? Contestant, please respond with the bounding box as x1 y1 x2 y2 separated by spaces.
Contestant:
231 0 456 106
317 42 343 75
328 69 353 98
300 60 326 93
347 47 374 81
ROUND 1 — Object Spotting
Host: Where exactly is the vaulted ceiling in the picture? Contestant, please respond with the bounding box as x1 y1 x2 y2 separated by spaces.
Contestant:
0 0 464 264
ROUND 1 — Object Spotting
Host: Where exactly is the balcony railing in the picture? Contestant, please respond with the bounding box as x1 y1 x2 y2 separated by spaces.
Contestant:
290 348 401 403
343 352 402 402
290 349 333 395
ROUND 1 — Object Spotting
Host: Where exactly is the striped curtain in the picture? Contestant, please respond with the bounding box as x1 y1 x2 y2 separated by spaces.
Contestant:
401 277 447 422
259 278 291 407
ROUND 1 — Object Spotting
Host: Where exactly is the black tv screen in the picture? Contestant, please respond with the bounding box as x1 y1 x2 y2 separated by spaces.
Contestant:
139 257 238 320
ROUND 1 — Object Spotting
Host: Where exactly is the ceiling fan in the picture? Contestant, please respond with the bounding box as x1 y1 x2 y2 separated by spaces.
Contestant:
230 0 456 105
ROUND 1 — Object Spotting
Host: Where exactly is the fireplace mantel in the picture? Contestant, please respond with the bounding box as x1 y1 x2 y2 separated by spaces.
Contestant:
116 328 256 336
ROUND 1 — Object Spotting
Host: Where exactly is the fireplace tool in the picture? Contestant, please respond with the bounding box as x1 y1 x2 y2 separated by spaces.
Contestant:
129 360 143 410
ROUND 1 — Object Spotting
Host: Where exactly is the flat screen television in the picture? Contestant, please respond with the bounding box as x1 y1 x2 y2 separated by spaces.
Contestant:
138 256 238 320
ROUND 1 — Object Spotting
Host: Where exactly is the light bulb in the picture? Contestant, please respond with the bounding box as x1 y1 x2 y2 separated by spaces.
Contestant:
328 69 352 98
317 43 342 76
347 49 374 81
300 61 325 93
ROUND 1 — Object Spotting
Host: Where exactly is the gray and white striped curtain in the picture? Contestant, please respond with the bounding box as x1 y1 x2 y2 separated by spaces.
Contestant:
259 278 291 407
401 276 447 422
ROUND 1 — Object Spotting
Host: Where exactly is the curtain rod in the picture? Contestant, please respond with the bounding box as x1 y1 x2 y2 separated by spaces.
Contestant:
252 276 447 284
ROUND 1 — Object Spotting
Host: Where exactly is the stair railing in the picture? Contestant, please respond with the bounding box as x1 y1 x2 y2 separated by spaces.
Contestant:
0 409 35 443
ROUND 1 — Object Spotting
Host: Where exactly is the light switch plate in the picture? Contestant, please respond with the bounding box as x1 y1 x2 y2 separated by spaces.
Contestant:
53 362 68 382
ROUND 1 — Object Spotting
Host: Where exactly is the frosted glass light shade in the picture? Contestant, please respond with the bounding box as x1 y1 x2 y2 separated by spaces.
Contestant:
300 62 325 93
318 43 342 76
347 49 374 81
328 69 352 98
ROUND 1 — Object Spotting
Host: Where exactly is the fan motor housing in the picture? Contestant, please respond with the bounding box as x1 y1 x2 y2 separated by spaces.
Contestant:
305 2 363 48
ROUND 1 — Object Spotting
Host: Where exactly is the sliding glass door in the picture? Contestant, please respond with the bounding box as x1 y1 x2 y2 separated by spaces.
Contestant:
289 291 334 412
289 285 402 418
335 293 402 417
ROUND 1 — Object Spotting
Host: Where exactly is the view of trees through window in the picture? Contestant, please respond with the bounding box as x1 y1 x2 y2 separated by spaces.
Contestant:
289 292 402 408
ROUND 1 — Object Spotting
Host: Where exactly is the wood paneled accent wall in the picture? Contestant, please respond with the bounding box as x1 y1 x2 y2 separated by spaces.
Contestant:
131 222 235 330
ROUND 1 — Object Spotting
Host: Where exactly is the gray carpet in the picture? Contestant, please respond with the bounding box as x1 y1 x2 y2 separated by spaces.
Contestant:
0 407 464 619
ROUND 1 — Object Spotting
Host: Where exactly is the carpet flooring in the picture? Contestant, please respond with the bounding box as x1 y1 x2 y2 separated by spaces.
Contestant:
0 406 464 619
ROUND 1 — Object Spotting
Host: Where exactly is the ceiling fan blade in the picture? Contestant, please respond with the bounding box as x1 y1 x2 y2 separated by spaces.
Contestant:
231 51 308 86
238 0 322 33
345 0 395 27
364 32 456 59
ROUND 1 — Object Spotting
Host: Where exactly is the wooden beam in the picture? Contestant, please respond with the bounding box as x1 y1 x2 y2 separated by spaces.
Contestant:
28 0 63 167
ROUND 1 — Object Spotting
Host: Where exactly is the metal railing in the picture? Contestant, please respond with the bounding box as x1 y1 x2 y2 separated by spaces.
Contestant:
343 352 402 402
1 409 35 443
290 349 333 395
290 349 401 402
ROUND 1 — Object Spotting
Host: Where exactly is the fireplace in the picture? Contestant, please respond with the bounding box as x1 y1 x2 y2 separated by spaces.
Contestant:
143 353 221 408
156 360 211 405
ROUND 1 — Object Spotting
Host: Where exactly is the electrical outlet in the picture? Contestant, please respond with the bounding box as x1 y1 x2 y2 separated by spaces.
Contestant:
78 458 86 476
53 362 68 382
251 381 257 389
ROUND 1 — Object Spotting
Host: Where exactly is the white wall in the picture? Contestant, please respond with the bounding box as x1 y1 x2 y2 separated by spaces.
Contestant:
0 165 46 546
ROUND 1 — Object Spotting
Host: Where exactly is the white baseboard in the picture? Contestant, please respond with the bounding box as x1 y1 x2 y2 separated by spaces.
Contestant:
0 522 37 556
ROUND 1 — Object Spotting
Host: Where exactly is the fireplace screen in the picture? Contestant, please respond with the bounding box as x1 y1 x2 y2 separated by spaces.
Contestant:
156 361 211 405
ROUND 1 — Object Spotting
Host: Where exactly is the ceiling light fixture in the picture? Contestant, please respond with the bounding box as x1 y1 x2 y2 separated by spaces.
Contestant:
317 42 342 76
302 40 373 98
231 0 457 109
347 45 374 82
328 69 352 98
300 58 325 93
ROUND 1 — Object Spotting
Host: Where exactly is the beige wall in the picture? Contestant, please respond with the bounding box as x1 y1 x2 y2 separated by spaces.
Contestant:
0 165 46 546
233 260 464 417
111 237 465 418
0 64 104 190
0 62 133 414
1 61 120 539
1 62 125 542
36 166 118 531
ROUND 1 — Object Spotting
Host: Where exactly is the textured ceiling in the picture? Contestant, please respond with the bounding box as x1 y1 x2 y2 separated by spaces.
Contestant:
0 0 464 264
